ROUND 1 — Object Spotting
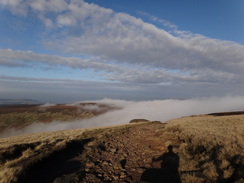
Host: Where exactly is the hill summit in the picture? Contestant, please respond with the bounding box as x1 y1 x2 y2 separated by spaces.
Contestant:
0 113 243 183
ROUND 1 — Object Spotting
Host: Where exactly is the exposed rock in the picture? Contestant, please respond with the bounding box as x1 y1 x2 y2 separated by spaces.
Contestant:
85 161 95 168
129 119 149 123
120 159 127 169
78 122 166 182
53 173 78 183
102 161 109 166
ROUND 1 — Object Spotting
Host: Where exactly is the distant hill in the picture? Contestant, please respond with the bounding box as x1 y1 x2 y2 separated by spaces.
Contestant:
0 99 42 105
0 102 118 137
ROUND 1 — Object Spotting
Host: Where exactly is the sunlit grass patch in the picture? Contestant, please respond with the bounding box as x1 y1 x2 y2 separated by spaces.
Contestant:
164 114 244 182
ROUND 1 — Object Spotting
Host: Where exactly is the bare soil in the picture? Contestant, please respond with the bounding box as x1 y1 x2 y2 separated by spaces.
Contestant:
17 122 169 183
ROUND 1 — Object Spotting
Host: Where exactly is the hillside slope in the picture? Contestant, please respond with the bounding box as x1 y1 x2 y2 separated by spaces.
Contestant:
0 103 117 138
0 113 243 183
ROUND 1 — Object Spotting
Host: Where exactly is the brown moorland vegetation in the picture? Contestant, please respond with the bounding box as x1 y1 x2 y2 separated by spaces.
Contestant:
0 103 117 132
0 112 243 183
161 113 244 183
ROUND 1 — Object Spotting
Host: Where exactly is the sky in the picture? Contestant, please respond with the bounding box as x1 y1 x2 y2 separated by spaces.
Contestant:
0 0 244 103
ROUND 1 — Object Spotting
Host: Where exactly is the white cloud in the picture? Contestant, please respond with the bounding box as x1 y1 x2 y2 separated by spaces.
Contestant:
31 0 68 13
136 11 178 30
0 48 242 86
57 13 76 26
1 96 244 138
1 0 244 96
0 49 197 84
0 49 117 72
0 0 28 15
33 1 244 82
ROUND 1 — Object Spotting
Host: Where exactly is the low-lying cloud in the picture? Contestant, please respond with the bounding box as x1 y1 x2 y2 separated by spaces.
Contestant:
1 96 244 138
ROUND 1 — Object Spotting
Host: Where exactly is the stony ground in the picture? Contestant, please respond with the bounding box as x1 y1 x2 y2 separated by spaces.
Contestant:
20 121 169 183
79 121 166 183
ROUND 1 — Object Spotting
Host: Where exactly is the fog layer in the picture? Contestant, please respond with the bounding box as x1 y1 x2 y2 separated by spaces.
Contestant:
1 96 244 138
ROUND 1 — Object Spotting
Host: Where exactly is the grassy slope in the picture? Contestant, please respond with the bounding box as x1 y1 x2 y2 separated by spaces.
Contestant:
0 128 85 183
163 114 244 182
0 103 115 131
0 114 243 183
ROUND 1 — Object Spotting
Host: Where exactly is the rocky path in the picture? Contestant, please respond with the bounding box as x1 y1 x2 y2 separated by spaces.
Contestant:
63 122 165 183
70 122 166 182
21 122 167 183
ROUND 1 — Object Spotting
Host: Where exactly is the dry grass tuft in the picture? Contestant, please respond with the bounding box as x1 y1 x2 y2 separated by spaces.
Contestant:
0 128 87 183
162 114 244 182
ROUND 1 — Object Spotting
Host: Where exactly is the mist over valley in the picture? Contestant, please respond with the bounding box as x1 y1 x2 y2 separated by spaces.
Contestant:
1 96 244 138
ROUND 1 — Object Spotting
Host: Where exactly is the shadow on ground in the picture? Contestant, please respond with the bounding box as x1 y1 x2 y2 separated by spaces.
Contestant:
18 139 91 183
141 145 181 183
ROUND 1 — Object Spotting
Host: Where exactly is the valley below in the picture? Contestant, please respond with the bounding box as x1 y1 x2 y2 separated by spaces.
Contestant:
0 103 118 138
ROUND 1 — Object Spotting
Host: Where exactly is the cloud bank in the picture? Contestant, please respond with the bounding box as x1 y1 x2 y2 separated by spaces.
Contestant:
1 96 244 138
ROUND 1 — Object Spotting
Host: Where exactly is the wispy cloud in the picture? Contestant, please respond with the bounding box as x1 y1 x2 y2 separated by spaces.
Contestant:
1 48 241 86
136 11 178 30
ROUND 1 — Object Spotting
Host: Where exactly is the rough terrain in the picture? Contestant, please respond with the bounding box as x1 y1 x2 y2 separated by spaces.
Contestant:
0 111 243 183
17 121 167 183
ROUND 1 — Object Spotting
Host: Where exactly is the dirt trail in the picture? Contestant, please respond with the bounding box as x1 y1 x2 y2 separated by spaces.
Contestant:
20 122 167 183
73 121 166 182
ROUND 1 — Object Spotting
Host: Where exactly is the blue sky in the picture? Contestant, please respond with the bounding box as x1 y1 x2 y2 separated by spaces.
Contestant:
87 0 244 44
0 0 244 103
